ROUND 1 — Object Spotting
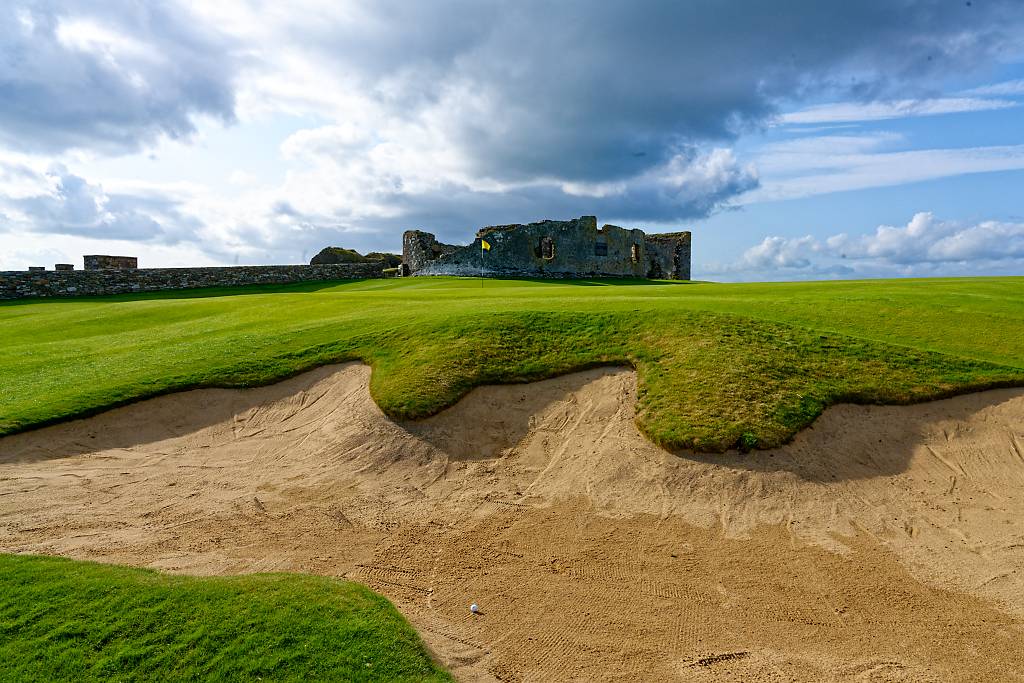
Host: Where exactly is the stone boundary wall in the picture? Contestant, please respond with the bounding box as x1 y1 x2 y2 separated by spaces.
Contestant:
0 263 384 300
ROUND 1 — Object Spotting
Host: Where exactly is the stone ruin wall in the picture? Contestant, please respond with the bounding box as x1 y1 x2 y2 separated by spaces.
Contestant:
4 215 691 300
645 233 692 280
84 255 138 270
403 216 691 280
0 263 385 300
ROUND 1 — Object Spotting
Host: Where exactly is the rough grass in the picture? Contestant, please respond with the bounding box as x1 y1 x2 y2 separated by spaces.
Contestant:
0 554 451 682
1 276 1023 451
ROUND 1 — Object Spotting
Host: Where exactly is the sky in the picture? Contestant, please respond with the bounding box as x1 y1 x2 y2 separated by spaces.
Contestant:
2 0 1023 281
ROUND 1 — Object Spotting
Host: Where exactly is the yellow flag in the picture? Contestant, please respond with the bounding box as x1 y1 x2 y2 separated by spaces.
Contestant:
481 239 491 251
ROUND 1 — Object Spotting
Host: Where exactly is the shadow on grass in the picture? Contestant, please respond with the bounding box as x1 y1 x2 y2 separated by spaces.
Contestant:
0 279 376 306
0 276 703 306
487 276 700 287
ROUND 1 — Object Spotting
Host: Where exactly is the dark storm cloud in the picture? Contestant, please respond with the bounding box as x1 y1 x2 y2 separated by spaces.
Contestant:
293 0 1024 183
247 163 758 259
376 167 761 242
0 1 237 153
3 0 1023 263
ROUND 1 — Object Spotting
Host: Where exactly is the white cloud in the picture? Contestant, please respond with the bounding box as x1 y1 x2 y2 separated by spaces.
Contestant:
0 150 53 199
759 131 902 157
1 234 222 271
961 79 1024 96
704 212 1024 281
734 235 820 269
56 17 155 61
747 135 1024 202
0 162 202 245
830 212 1024 264
0 160 385 270
227 170 258 186
780 97 1016 124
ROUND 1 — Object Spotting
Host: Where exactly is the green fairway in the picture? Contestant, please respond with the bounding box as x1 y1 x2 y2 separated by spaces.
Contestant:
1 276 1022 451
0 554 450 682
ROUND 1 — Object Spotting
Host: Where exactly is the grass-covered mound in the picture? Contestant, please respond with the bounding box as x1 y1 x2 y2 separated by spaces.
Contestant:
1 276 1022 451
0 554 451 682
309 247 402 268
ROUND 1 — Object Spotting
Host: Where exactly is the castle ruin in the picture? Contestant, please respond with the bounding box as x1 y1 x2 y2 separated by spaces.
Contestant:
3 215 692 300
403 216 691 280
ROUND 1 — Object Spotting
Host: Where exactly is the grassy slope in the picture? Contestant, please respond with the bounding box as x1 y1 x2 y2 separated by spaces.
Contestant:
1 276 1022 451
0 554 450 682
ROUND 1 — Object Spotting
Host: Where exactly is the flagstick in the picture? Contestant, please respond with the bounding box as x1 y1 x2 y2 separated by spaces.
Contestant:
479 238 491 287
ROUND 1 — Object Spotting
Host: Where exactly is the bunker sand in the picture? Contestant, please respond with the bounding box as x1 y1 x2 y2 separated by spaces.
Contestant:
2 365 1023 681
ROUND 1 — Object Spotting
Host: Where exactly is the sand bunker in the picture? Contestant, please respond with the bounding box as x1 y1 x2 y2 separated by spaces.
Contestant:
2 364 1023 681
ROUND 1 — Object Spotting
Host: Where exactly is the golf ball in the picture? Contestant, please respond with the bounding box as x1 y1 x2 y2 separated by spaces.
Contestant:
470 603 479 614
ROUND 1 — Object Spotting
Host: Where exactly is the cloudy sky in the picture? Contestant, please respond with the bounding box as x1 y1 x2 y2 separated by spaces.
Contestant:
2 0 1024 280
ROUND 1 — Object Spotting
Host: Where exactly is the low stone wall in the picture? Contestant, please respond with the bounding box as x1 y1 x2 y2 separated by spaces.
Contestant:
0 263 385 300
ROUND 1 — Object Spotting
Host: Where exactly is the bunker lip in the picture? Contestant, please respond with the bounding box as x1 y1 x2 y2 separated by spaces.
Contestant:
5 350 1023 455
2 364 1023 681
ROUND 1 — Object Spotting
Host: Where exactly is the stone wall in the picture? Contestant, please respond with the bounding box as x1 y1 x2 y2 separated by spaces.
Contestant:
644 232 692 280
403 215 691 280
0 263 384 300
84 255 138 270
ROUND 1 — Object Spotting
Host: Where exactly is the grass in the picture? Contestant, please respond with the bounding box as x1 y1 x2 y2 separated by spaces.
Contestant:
0 554 451 682
2 276 1023 451
1 276 1022 679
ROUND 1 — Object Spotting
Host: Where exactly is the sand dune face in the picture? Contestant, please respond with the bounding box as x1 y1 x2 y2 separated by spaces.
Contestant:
1 364 1023 681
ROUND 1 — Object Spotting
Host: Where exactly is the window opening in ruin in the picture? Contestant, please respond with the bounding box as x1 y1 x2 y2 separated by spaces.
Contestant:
594 241 608 257
631 243 640 263
539 236 555 260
